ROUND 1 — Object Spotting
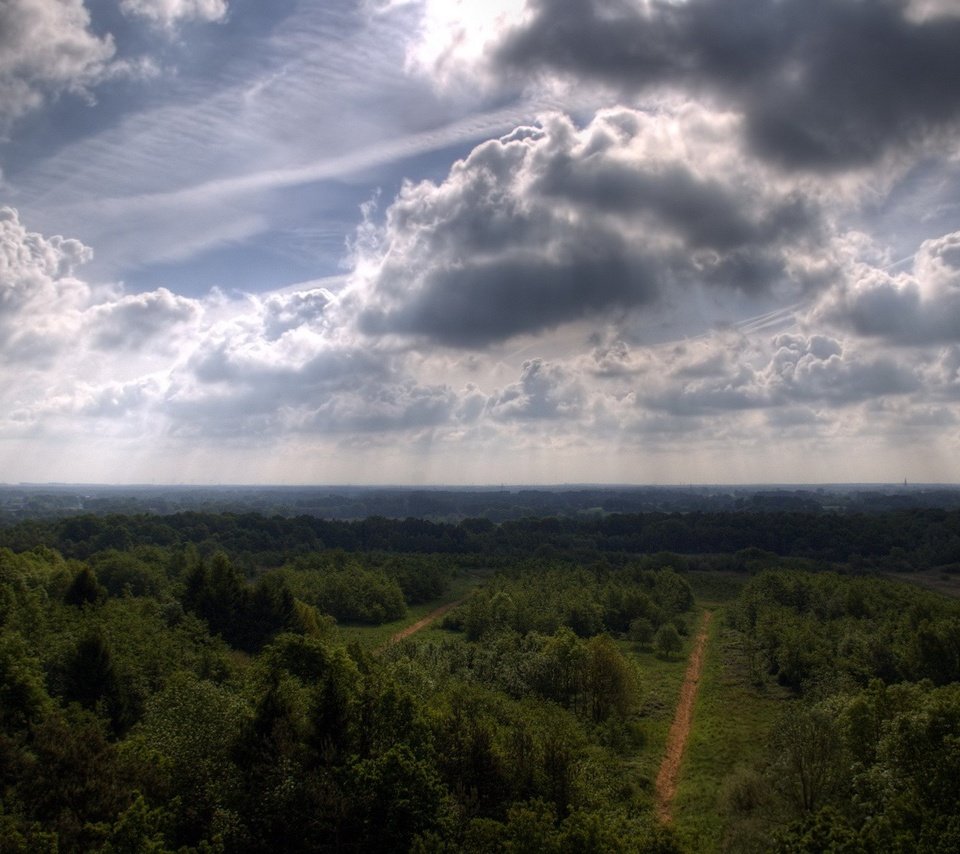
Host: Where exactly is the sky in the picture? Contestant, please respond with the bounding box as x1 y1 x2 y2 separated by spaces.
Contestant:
2 0 960 485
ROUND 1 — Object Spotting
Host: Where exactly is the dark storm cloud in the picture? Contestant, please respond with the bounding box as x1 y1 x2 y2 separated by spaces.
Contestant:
495 0 960 168
535 154 818 252
355 109 827 347
359 241 657 346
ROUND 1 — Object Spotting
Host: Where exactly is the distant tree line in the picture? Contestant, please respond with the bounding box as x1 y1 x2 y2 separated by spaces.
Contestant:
3 507 960 568
6 484 960 524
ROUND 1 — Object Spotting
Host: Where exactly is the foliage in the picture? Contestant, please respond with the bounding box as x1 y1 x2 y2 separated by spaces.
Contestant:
729 570 960 690
654 624 683 659
6 506 960 569
3 509 960 851
183 553 315 651
722 570 960 850
445 563 692 641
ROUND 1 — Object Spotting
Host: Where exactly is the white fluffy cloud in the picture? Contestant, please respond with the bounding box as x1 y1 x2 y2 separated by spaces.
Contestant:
119 0 228 27
0 206 93 361
86 287 202 351
813 231 960 344
0 0 223 128
2 166 959 481
6 3 960 484
0 0 117 124
571 327 924 439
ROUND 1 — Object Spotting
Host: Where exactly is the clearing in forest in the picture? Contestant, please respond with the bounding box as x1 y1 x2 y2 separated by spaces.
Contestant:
654 609 714 823
377 599 462 650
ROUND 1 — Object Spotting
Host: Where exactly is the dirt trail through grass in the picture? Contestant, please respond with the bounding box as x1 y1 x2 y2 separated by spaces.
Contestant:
655 610 714 823
377 600 462 651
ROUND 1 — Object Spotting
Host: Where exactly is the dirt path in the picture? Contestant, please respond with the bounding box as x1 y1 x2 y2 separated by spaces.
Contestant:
654 610 714 824
377 600 462 650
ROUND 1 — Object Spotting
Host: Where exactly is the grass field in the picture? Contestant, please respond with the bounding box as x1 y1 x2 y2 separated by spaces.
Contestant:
670 609 791 852
613 567 790 850
622 606 708 807
333 570 487 649
883 568 960 599
623 569 749 798
685 571 750 606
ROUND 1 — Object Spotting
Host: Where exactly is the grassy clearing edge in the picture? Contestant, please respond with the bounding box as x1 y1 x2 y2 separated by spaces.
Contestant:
334 572 485 649
670 607 789 852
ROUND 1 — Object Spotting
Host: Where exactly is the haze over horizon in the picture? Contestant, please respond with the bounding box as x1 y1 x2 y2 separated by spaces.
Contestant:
3 0 960 486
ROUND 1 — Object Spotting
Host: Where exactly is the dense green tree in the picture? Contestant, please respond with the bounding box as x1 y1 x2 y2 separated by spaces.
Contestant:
348 743 453 852
62 629 132 733
89 550 166 599
583 635 638 723
654 624 682 659
126 671 246 848
0 632 50 733
15 706 133 852
771 706 848 815
628 617 655 647
64 565 106 607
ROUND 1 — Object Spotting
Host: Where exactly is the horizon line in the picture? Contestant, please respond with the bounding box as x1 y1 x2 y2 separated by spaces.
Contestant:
3 482 958 490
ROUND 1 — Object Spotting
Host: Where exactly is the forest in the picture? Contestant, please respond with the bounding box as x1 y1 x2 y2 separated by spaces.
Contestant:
5 484 960 524
1 508 959 851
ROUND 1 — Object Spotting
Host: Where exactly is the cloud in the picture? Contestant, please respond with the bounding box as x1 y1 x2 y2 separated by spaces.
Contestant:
0 204 953 481
119 0 228 28
152 286 460 438
354 106 829 347
904 0 960 23
419 0 960 170
633 331 919 417
168 340 456 438
814 231 960 344
261 288 335 341
22 377 161 423
86 287 202 351
0 206 93 361
486 358 583 420
0 0 119 125
0 208 460 442
763 333 919 404
406 0 532 89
